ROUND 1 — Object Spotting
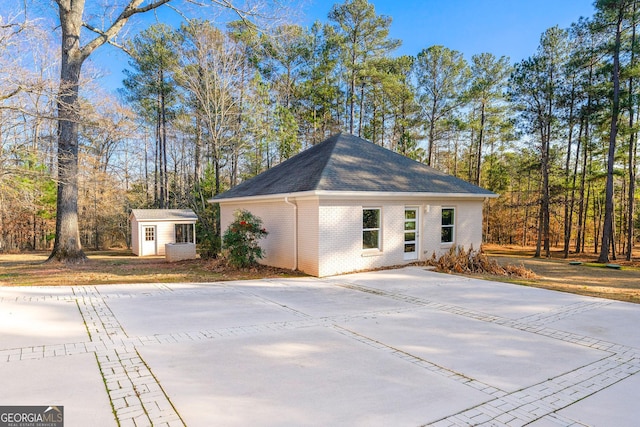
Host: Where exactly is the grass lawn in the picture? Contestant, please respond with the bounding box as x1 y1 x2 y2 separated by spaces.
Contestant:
1 246 639 304
0 249 305 286
481 244 640 304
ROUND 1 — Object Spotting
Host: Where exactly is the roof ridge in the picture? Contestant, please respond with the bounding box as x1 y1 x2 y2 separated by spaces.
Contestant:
314 132 346 189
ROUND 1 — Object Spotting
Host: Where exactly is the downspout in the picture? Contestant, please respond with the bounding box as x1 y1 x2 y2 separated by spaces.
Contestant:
284 196 298 271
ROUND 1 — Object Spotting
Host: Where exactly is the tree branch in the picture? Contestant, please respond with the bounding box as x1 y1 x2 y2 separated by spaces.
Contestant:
0 86 22 102
80 0 173 60
0 22 21 30
189 0 265 26
82 22 133 56
165 3 192 23
209 0 252 22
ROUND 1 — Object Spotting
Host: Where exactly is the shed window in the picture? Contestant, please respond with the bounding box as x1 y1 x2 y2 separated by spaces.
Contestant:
175 224 194 243
441 208 455 243
145 227 155 241
363 208 381 250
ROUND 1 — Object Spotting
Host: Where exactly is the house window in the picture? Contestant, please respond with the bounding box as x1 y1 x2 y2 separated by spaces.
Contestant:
363 208 381 250
441 208 455 243
175 224 194 243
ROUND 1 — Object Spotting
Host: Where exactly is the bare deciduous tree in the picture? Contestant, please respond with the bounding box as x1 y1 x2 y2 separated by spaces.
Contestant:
50 0 263 262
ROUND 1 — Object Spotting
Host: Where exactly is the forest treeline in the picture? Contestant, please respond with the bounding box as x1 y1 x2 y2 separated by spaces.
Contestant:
0 0 638 261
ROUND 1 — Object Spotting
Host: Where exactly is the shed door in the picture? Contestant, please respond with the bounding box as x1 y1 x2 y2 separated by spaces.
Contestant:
141 226 157 256
404 208 418 260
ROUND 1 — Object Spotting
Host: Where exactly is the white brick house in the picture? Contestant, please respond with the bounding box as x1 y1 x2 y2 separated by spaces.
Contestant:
212 134 497 277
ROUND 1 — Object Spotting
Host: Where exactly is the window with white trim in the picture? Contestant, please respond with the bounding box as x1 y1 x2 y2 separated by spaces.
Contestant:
441 208 455 244
362 208 381 250
175 224 194 243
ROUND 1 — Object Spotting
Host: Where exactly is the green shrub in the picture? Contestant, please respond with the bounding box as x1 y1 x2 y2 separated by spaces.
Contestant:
222 210 268 268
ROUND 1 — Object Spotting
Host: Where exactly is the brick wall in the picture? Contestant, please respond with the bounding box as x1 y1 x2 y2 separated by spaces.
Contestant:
297 199 319 276
220 201 296 270
420 199 484 258
317 198 485 277
220 196 485 277
317 200 406 277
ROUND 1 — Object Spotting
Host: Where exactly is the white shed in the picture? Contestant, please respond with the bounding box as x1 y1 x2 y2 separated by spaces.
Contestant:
211 133 498 277
130 209 198 256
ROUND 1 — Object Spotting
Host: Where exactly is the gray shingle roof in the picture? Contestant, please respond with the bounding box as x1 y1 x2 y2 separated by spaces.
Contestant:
131 209 198 221
213 133 496 200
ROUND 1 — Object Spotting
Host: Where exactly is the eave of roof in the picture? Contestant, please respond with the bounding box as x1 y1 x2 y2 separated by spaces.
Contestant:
213 190 498 204
130 209 198 221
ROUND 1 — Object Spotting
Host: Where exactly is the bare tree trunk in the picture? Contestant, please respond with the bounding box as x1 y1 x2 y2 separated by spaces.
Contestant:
619 174 627 254
627 2 638 261
628 121 638 260
536 121 551 258
563 83 576 258
194 115 202 184
158 70 167 208
567 119 583 256
349 53 356 134
453 131 459 176
381 103 386 147
467 127 475 182
577 112 591 253
599 7 624 263
214 148 221 196
48 8 87 263
535 199 543 257
49 0 174 262
594 186 602 253
543 97 552 258
140 132 147 204
427 98 437 166
523 168 532 246
358 83 365 137
155 103 160 206
475 102 485 186
233 63 246 188
161 85 169 208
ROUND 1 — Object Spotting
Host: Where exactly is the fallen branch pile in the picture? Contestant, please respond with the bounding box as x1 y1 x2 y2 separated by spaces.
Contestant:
426 246 538 279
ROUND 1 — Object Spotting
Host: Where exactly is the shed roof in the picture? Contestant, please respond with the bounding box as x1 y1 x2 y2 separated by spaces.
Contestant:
213 133 496 201
130 209 198 221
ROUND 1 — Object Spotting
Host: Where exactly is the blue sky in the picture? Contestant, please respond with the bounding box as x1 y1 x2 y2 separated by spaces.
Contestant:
300 0 596 60
91 0 596 93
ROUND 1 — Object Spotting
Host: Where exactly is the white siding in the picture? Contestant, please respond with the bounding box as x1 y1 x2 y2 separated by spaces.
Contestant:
155 222 175 255
132 219 196 256
131 217 140 255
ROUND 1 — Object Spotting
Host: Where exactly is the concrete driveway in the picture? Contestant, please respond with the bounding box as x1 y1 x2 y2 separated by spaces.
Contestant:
1 267 639 426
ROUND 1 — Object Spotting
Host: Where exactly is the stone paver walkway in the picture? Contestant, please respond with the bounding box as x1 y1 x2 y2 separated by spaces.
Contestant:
1 267 639 426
